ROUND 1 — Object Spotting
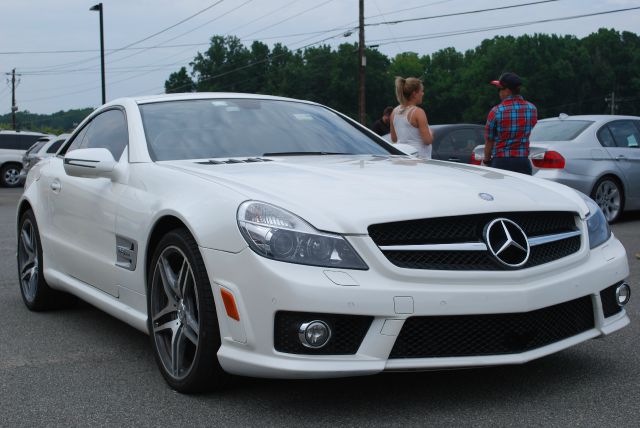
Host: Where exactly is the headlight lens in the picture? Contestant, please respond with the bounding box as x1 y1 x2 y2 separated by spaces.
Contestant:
578 192 611 249
237 201 368 270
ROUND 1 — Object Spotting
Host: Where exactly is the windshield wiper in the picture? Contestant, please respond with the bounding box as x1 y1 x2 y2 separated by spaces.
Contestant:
262 151 352 156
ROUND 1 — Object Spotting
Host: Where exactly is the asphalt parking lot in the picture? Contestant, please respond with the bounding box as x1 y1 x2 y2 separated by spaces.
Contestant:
1 187 639 427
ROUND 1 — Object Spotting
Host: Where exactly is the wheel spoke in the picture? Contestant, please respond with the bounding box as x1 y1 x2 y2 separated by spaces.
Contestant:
21 228 34 255
152 302 177 324
27 272 38 296
171 325 187 376
176 259 188 299
184 313 199 345
158 255 179 303
21 264 35 282
154 319 177 334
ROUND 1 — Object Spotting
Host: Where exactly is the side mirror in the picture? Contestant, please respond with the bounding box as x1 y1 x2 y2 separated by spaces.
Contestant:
63 148 117 179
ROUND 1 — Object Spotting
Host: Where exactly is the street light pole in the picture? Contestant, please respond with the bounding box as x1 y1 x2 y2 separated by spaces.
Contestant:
90 3 106 105
358 0 366 125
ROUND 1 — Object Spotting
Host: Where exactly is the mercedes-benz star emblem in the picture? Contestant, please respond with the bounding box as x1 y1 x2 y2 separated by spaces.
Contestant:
478 193 494 201
484 218 530 267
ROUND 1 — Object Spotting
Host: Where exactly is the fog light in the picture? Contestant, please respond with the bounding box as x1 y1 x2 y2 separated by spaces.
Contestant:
615 282 631 307
298 320 331 348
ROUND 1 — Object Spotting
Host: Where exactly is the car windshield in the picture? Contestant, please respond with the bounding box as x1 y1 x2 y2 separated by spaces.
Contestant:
139 99 392 161
530 120 593 141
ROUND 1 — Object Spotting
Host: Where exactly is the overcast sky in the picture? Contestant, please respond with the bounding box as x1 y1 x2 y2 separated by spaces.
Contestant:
0 0 638 115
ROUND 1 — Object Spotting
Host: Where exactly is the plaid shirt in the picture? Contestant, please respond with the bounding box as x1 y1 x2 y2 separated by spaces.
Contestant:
485 95 537 158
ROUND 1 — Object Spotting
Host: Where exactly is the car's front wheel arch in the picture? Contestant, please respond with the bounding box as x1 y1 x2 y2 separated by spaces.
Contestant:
145 215 195 292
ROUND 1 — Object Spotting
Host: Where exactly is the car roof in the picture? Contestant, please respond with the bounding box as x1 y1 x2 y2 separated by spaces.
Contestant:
538 114 640 123
430 124 483 129
0 130 48 136
112 92 319 106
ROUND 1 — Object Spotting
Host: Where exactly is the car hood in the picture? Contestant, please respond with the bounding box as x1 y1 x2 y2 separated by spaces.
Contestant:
159 155 588 234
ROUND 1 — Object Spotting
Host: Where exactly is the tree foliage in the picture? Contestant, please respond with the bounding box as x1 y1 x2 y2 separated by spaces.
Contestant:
3 29 638 132
164 29 640 126
0 108 94 134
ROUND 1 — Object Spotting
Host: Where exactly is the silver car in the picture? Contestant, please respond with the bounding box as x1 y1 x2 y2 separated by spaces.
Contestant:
473 115 640 222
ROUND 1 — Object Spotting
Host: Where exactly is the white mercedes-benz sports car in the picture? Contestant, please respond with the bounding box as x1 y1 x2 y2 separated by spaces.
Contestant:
18 93 630 393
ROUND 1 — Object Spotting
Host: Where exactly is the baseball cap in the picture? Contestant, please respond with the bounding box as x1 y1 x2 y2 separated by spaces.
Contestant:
490 72 523 90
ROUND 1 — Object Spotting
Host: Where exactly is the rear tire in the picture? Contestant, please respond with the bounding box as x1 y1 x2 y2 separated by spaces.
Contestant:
591 176 624 223
17 209 77 311
147 228 227 393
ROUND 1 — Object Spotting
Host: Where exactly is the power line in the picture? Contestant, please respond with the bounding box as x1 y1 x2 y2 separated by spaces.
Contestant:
100 0 255 69
365 0 561 27
370 6 640 46
240 0 337 39
115 0 225 52
19 1 226 74
226 0 306 35
0 42 212 56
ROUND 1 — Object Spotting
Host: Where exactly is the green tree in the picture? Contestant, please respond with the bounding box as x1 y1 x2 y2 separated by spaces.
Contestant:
165 67 194 93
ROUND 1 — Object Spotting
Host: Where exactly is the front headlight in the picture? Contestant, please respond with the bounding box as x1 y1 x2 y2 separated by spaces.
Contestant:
578 192 611 249
237 201 368 270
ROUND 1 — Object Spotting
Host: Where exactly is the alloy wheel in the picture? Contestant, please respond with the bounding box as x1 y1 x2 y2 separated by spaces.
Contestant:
150 246 200 381
4 167 20 186
594 179 621 222
18 219 39 302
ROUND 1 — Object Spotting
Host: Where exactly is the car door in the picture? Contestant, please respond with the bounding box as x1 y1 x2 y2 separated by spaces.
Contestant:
600 120 640 203
43 108 129 297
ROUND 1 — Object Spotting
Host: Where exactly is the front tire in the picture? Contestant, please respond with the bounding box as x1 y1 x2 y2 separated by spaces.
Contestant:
591 176 624 223
17 209 76 310
148 228 227 393
2 163 22 187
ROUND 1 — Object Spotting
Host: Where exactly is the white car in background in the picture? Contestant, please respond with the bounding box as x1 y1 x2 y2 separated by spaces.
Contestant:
18 93 630 393
0 130 50 187
20 133 70 180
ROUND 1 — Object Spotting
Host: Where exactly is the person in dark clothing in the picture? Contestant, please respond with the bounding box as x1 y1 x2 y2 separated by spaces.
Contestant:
371 106 393 136
483 72 537 175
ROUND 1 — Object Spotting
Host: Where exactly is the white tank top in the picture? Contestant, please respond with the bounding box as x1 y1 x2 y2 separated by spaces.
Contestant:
393 105 432 159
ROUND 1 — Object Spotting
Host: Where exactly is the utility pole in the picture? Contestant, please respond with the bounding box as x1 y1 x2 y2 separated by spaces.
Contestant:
605 91 616 115
358 0 366 125
610 91 615 115
10 69 19 130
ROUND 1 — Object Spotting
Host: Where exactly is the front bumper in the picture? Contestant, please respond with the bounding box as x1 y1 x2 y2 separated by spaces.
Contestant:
200 234 630 379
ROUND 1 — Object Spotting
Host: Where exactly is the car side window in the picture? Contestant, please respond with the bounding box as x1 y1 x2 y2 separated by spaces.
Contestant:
64 124 91 155
607 120 640 148
18 135 43 150
596 126 615 148
46 139 65 154
451 129 483 152
82 109 129 160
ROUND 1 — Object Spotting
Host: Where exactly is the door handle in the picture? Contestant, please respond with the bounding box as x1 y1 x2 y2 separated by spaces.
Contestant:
50 180 61 192
615 155 627 161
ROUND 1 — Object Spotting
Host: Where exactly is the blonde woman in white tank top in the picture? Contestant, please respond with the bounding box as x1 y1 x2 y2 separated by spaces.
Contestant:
390 77 434 159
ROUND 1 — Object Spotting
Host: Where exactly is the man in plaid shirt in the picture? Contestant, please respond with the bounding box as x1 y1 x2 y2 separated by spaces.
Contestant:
483 72 537 174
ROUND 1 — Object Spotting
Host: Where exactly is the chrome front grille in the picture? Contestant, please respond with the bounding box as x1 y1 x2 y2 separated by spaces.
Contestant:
368 212 582 270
